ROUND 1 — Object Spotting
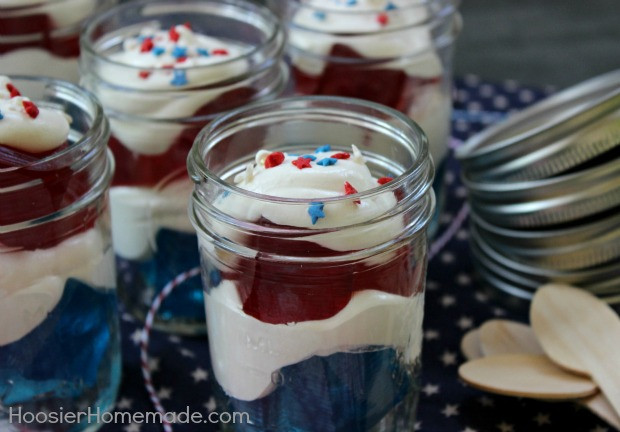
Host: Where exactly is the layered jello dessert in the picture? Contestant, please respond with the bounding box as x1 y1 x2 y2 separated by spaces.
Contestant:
189 97 435 431
0 0 117 82
80 0 287 333
285 0 460 235
0 76 120 431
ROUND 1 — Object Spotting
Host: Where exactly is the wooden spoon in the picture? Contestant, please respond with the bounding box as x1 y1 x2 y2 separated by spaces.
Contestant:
459 354 598 400
531 284 620 419
479 319 544 357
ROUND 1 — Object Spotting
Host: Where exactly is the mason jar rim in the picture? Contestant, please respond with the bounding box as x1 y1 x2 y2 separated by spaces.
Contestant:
80 0 284 74
189 95 432 206
0 75 108 173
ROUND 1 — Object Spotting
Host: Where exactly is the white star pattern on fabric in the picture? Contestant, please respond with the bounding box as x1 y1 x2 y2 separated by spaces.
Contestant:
497 422 515 432
457 316 474 330
427 280 439 291
122 312 135 322
180 348 195 358
204 397 217 412
456 273 471 285
124 423 141 432
442 404 460 417
479 396 495 407
456 229 469 240
533 413 551 426
441 252 456 264
130 329 142 345
148 358 160 373
424 329 440 341
422 384 440 396
440 295 456 307
191 367 209 383
440 351 457 366
168 335 181 344
157 387 172 400
493 307 506 317
116 397 133 410
414 421 422 430
474 291 489 303
463 428 478 432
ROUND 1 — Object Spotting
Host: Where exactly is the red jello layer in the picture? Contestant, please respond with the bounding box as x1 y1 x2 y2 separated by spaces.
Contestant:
0 14 80 57
110 87 257 187
220 217 426 325
0 144 97 250
293 43 441 112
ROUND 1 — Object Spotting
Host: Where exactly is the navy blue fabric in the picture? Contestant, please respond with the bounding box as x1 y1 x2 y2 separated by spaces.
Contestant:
101 77 617 432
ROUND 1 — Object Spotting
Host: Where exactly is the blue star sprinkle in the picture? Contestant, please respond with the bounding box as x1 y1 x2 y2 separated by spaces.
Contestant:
346 0 358 5
209 269 222 286
170 70 188 86
0 110 3 120
385 2 397 10
172 46 188 59
308 202 326 225
152 46 165 56
314 11 327 21
197 48 210 57
302 155 317 161
317 158 338 166
315 144 332 153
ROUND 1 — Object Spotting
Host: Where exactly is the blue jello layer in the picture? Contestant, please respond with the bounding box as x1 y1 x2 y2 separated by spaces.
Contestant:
0 278 120 407
226 348 417 432
117 229 204 324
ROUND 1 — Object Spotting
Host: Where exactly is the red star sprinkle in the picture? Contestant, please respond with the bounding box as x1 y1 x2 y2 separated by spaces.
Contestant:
176 56 187 63
377 177 393 185
162 64 174 69
344 181 361 204
331 152 351 159
6 83 20 98
292 157 313 169
183 22 192 29
377 13 389 26
22 100 39 119
212 49 229 56
265 152 285 168
138 71 151 79
140 38 154 52
169 26 180 42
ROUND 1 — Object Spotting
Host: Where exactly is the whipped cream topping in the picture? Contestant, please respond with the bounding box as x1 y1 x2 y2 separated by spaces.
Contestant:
214 145 403 251
206 280 424 401
0 228 115 346
0 76 70 153
105 24 249 90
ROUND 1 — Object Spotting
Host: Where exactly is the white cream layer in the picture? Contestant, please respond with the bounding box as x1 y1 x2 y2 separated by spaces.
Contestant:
92 25 249 155
110 177 194 260
213 147 403 251
0 228 115 346
0 50 79 83
206 280 424 401
0 76 70 152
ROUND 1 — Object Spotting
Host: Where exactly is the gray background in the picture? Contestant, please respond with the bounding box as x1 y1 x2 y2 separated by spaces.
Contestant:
454 0 620 89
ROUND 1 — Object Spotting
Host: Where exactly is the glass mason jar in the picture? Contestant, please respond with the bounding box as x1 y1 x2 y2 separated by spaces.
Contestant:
188 97 435 432
0 0 117 82
0 77 120 431
80 0 288 334
283 0 460 236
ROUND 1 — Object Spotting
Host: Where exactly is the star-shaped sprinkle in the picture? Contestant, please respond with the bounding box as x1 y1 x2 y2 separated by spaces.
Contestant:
138 71 151 79
172 46 188 59
344 181 361 204
331 152 350 159
140 38 154 52
209 269 222 286
0 110 3 120
169 26 180 42
315 144 331 153
152 46 165 56
346 0 357 5
385 1 397 10
317 157 338 166
377 176 393 185
22 100 39 119
197 48 210 56
314 11 327 20
377 12 389 26
308 202 325 225
301 154 317 161
212 49 229 56
6 83 20 98
170 70 188 86
292 157 312 169
265 151 285 168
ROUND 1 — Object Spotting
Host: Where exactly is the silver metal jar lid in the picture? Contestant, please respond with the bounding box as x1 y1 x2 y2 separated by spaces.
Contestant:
456 69 620 174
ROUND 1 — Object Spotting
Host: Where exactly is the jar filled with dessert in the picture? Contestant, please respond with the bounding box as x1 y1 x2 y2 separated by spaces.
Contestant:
0 75 120 431
283 0 460 235
189 96 435 432
0 0 117 82
80 0 288 334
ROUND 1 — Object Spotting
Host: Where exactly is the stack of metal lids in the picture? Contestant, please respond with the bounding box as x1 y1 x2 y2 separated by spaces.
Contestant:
456 69 620 304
